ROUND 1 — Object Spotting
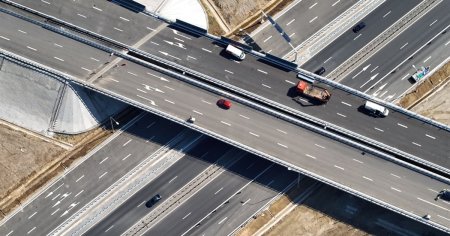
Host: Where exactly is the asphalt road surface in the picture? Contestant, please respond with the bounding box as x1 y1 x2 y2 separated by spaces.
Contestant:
2 2 450 230
249 0 357 57
0 114 189 236
341 1 450 99
84 138 240 235
4 0 450 172
142 157 297 236
301 0 421 74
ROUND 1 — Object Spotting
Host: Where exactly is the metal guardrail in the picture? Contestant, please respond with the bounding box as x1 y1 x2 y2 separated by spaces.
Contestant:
2 4 450 232
4 0 448 175
2 49 449 233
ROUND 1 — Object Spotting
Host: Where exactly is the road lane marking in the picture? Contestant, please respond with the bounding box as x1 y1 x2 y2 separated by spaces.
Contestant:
412 142 421 147
391 187 402 192
353 159 363 164
309 2 317 9
120 16 130 21
239 114 250 119
0 36 10 41
93 6 103 11
423 56 432 63
201 100 212 105
286 19 295 26
390 173 401 178
446 40 450 46
201 48 212 53
353 34 362 40
182 212 191 220
146 122 156 129
27 46 37 51
277 143 288 148
314 144 325 149
99 157 109 164
331 0 340 6
246 163 255 169
417 197 450 211
137 88 147 94
336 113 346 117
220 121 231 126
114 27 123 32
150 41 159 46
54 57 64 62
374 127 384 132
51 208 60 216
169 176 178 183
193 110 203 115
285 80 295 85
289 32 296 38
305 154 316 159
18 29 27 34
174 37 184 42
98 172 108 179
164 99 175 104
400 42 408 50
242 198 251 205
262 84 271 88
41 0 50 4
214 187 223 195
77 13 87 18
27 227 36 234
323 57 333 64
340 101 352 106
429 19 437 27
249 132 259 137
225 69 234 74
276 129 287 134
28 212 37 219
218 217 228 225
187 55 197 60
438 215 450 221
400 74 410 80
370 66 379 73
81 67 91 72
74 189 84 197
362 176 373 181
122 154 131 161
425 134 436 139
397 123 408 128
334 165 344 170
123 139 132 146
90 57 99 62
263 35 272 43
105 225 114 232
383 11 391 18
6 231 13 236
75 175 84 183
309 16 318 23
257 69 268 74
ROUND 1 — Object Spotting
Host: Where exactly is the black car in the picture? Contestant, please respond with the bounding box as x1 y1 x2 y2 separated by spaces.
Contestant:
435 189 450 201
146 194 162 208
314 67 326 76
352 22 366 33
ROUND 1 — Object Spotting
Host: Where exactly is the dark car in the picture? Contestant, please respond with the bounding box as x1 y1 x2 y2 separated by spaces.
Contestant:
146 194 161 208
314 67 326 76
352 22 366 33
217 99 232 109
435 189 450 201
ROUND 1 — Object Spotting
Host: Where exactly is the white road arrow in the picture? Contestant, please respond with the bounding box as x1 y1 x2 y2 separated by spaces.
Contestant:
352 64 371 79
360 73 379 89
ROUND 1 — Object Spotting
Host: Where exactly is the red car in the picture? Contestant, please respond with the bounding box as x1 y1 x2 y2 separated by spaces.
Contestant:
217 99 232 109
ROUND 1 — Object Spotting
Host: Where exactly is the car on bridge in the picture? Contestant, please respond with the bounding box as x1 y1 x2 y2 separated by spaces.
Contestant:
217 99 232 109
146 194 162 208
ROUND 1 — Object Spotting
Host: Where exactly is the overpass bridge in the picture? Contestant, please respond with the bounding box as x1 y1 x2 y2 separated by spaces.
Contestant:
0 1 449 233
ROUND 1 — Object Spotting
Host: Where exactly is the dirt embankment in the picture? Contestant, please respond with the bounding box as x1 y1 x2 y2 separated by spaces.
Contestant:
200 0 294 36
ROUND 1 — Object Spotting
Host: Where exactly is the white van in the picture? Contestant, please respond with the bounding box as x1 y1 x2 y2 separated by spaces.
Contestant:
364 101 389 117
226 44 245 60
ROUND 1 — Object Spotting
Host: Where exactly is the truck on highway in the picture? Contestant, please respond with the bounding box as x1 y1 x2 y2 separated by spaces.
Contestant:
411 66 430 83
296 80 331 103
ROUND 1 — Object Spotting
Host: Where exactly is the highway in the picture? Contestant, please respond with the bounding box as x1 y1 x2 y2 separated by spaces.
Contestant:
141 160 297 236
4 0 450 172
301 0 421 74
341 3 450 99
1 1 450 231
0 113 195 236
248 0 357 56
